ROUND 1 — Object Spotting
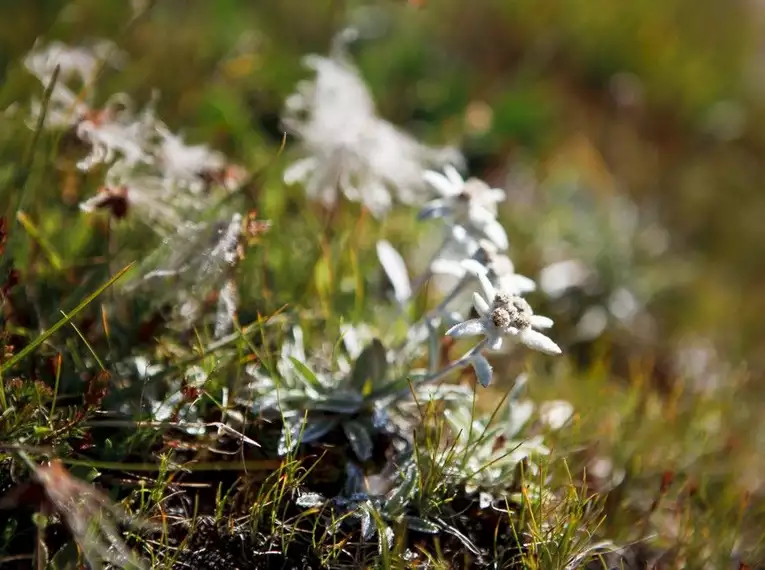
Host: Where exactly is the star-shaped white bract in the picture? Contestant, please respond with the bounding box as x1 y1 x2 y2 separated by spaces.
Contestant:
419 166 509 250
432 249 537 297
446 273 561 355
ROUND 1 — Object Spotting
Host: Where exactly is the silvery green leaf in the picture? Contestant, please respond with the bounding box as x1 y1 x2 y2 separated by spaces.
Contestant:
296 492 326 508
278 416 339 456
469 353 493 387
359 505 374 540
445 319 486 338
343 419 374 461
343 462 365 496
310 397 363 414
380 525 394 554
386 464 417 511
403 516 440 534
287 357 325 393
277 420 299 456
507 400 534 439
301 417 341 444
376 240 411 303
348 492 371 503
371 406 389 430
351 338 388 392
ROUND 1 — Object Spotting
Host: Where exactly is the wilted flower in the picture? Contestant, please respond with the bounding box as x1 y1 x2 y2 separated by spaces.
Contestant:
80 159 191 234
283 29 460 217
446 272 560 355
419 166 509 250
129 212 255 333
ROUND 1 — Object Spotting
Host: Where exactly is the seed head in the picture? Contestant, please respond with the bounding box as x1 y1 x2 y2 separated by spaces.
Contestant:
491 307 512 329
493 292 512 308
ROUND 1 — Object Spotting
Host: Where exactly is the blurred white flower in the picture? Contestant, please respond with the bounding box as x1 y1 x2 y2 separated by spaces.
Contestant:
283 31 460 217
436 250 536 297
153 123 236 192
24 38 123 90
419 166 509 250
80 159 191 234
538 400 574 430
75 101 156 170
446 272 560 355
23 39 125 131
539 259 592 299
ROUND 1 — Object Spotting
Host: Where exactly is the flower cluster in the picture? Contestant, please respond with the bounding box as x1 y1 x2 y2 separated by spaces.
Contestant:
282 29 461 217
22 40 269 335
273 29 570 542
11 29 575 568
24 40 249 237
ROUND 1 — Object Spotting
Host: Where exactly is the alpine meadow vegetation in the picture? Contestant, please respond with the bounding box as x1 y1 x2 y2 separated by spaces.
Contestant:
2 2 765 569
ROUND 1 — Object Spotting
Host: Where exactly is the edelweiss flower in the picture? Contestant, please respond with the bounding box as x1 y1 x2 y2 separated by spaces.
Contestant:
283 30 460 217
153 123 237 193
446 272 561 354
75 101 155 170
23 39 125 131
419 166 509 250
432 239 536 296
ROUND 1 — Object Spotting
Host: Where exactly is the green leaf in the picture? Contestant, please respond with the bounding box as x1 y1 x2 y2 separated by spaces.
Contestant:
342 419 374 461
287 357 324 392
351 339 388 395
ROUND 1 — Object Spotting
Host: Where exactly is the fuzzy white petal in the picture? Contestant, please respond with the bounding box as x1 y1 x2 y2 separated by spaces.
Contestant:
461 258 488 277
431 258 467 278
472 292 491 318
518 328 562 355
530 315 554 329
443 164 464 188
476 272 496 303
423 170 458 197
502 274 537 295
481 218 510 251
486 188 507 203
445 319 487 338
376 240 412 303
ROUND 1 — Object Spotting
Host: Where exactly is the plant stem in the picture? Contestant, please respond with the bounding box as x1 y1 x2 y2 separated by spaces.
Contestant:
394 337 489 403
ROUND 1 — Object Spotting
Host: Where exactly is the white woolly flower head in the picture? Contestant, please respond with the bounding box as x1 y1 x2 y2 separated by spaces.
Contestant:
23 39 126 131
419 166 509 250
282 31 461 217
446 272 561 355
